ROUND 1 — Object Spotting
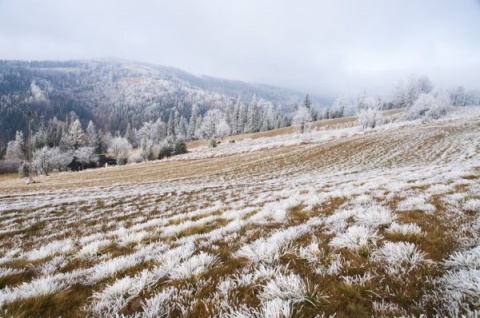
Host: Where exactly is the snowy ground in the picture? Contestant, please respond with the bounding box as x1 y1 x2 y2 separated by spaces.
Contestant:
0 107 479 317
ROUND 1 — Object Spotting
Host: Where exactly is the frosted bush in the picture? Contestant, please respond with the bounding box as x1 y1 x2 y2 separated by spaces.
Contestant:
329 225 380 252
373 242 427 275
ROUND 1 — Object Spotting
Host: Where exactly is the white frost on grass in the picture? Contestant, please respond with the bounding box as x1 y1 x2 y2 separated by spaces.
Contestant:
329 225 380 252
0 275 69 306
89 270 151 317
141 287 174 318
24 238 75 261
463 199 480 212
78 239 111 258
373 242 428 275
260 298 294 318
118 229 150 246
438 249 480 312
0 267 24 278
386 222 423 237
325 203 395 233
397 195 436 213
235 225 310 263
353 204 396 228
170 252 219 280
259 273 324 306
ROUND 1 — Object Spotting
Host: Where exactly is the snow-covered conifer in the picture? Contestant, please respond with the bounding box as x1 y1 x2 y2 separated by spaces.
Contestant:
86 120 100 152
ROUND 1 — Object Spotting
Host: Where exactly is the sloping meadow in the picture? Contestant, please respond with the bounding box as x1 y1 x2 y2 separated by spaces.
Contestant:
0 108 479 317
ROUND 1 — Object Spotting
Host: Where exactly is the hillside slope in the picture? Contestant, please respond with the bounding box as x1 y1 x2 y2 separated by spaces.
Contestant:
0 59 313 147
0 107 479 317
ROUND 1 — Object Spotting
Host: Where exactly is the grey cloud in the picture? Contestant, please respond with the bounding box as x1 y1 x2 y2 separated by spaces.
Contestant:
1 0 479 98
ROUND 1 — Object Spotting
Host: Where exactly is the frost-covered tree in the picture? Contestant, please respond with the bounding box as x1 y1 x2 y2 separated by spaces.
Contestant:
124 123 136 147
329 95 354 119
139 137 154 161
187 104 199 139
393 74 433 108
238 100 248 134
302 94 316 121
357 95 382 129
33 146 73 175
450 86 466 106
358 108 380 129
108 137 132 164
246 96 259 133
260 102 275 131
86 120 100 152
65 119 85 150
50 148 73 172
32 146 54 176
5 131 26 161
199 109 230 139
74 147 98 170
292 106 313 134
403 92 451 121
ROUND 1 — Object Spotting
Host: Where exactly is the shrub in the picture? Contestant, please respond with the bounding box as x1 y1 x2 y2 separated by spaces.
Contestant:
174 141 187 155
158 144 174 160
117 157 127 166
18 162 30 178
209 138 217 148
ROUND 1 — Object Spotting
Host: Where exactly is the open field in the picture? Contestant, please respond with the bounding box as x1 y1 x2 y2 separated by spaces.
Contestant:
0 108 479 317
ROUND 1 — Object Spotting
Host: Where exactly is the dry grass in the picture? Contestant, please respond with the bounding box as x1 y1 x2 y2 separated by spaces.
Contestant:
1 108 479 317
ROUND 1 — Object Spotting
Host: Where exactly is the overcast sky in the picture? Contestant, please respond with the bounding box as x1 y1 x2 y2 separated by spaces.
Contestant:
1 0 479 98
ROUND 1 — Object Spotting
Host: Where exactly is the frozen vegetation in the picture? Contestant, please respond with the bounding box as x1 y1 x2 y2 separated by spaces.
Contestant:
0 107 479 317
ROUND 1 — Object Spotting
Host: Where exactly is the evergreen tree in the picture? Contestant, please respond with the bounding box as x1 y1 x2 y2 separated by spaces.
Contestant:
124 123 135 147
167 109 176 138
231 97 241 134
5 131 26 161
86 120 100 152
303 94 312 109
238 100 248 134
67 119 85 150
187 104 199 139
246 96 259 133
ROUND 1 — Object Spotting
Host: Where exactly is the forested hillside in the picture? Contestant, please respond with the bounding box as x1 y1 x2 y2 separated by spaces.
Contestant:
0 59 310 147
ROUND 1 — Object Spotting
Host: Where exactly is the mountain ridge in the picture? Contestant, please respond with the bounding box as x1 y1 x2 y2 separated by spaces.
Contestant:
0 59 328 147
